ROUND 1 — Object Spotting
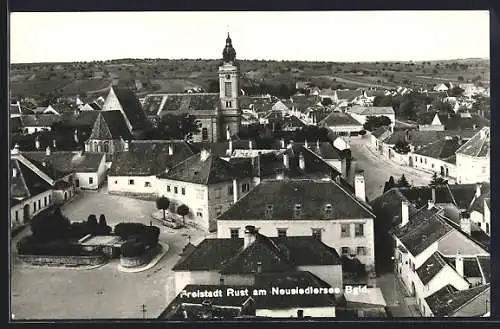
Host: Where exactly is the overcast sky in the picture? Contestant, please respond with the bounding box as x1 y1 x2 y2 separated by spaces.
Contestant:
10 11 490 63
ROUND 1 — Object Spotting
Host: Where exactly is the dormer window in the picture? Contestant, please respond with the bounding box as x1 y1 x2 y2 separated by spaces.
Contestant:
265 204 274 219
324 204 333 216
294 204 302 217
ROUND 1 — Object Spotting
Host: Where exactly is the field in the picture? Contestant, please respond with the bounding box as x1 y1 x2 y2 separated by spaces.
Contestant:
9 58 490 99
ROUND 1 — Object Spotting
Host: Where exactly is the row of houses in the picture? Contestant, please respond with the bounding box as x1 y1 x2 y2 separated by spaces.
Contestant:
370 126 490 185
371 182 490 316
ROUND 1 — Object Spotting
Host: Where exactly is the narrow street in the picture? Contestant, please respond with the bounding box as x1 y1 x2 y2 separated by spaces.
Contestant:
348 136 433 201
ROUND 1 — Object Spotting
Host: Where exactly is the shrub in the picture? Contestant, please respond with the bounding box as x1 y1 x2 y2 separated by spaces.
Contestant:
114 223 148 240
114 223 159 247
31 207 71 242
17 235 83 256
121 241 146 258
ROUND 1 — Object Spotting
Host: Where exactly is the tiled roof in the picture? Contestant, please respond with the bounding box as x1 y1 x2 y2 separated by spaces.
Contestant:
11 158 52 198
282 115 307 129
370 188 420 227
189 140 255 157
349 106 395 116
88 102 102 111
22 151 105 174
456 127 489 157
443 256 482 278
416 252 447 285
89 111 132 140
160 93 220 113
383 130 445 146
21 114 61 127
254 271 341 309
337 90 363 101
307 141 342 160
111 86 149 130
425 284 490 317
173 234 341 272
10 117 23 132
159 152 250 185
393 206 454 256
438 114 490 131
217 179 374 221
320 112 362 127
108 140 194 176
413 136 461 160
60 111 100 129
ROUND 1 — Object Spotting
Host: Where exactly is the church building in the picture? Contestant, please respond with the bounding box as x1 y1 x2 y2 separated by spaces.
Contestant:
141 34 242 142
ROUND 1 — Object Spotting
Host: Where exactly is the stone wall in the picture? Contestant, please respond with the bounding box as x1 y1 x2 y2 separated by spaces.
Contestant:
120 244 161 268
18 254 106 266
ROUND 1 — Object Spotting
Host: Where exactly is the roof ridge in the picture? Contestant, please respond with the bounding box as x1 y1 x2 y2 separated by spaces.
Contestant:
13 159 31 198
15 154 55 186
445 184 458 208
450 284 490 315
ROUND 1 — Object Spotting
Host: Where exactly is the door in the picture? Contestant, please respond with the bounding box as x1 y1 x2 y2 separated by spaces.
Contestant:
75 179 80 188
440 166 445 176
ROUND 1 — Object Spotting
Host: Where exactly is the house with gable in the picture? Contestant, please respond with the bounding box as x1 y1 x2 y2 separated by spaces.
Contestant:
392 200 490 316
409 135 461 179
172 225 343 296
216 178 376 275
418 112 445 131
424 284 490 317
455 127 489 184
347 106 395 131
107 140 194 197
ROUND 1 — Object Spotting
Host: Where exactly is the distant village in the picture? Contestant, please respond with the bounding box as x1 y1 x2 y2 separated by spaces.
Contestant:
10 34 490 319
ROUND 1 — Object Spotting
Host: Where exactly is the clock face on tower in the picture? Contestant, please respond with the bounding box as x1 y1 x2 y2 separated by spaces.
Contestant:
226 74 231 80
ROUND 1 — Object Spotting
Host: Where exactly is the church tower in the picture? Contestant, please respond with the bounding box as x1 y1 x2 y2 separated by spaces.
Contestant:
218 33 241 140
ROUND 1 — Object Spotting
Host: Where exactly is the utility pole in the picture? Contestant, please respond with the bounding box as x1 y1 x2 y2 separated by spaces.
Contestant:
141 304 147 319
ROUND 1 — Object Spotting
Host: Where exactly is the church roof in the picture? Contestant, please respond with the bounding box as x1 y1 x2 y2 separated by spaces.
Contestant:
110 86 149 130
89 111 132 140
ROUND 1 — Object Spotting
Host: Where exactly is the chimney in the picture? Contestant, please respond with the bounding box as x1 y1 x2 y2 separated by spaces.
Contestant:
35 138 40 150
316 139 320 150
74 129 79 143
354 173 366 202
124 140 130 152
168 144 174 156
280 139 286 148
232 179 239 204
200 149 210 162
304 139 309 148
227 139 233 156
248 140 253 150
244 225 257 249
283 153 290 169
11 144 20 155
427 199 435 210
299 152 305 170
288 140 294 149
256 261 262 273
476 183 481 198
45 146 51 156
431 187 436 203
12 167 18 178
460 211 472 236
401 201 409 227
226 126 231 141
52 139 57 149
455 251 464 277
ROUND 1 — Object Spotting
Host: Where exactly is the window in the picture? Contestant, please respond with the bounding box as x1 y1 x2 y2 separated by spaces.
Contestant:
242 183 250 193
431 163 434 168
356 247 367 256
486 223 490 234
167 185 171 192
228 185 233 195
420 157 422 163
181 187 185 195
225 82 232 97
312 228 322 240
265 204 274 219
297 310 304 319
341 224 350 237
174 187 178 194
15 211 19 223
277 228 287 237
230 228 239 239
355 223 364 237
89 177 94 185
197 211 203 218
33 202 36 212
44 196 47 206
294 204 302 217
228 101 232 108
341 247 350 255
145 182 151 187
38 200 41 209
424 158 427 164
202 128 209 141
48 195 51 203
103 141 109 153
129 179 134 185
215 188 222 199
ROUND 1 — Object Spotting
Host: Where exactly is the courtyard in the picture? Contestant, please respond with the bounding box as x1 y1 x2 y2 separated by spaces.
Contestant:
11 189 209 320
